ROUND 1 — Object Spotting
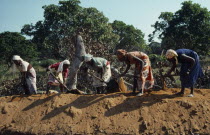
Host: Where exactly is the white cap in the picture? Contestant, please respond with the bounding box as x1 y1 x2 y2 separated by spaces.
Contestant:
12 55 22 61
83 54 93 62
63 60 70 65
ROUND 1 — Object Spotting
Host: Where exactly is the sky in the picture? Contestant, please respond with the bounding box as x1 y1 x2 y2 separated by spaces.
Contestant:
0 0 210 42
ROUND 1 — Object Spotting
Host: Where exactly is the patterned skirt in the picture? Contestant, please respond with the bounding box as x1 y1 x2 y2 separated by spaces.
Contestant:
135 58 154 90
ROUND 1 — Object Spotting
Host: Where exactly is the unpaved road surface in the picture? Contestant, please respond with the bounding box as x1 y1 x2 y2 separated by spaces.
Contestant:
0 88 210 134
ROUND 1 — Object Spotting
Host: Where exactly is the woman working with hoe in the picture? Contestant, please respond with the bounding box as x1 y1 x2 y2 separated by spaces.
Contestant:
165 49 204 97
46 60 70 94
116 49 154 96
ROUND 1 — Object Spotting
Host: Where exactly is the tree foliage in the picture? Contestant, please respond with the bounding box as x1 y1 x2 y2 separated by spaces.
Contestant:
21 0 119 59
111 20 147 52
149 1 210 55
0 32 38 64
148 42 162 54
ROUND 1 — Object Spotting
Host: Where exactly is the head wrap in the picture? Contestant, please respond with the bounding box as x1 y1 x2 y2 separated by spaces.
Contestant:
83 54 93 62
165 49 178 59
166 49 178 64
116 49 127 61
63 60 70 65
57 59 70 73
12 55 23 61
12 55 23 73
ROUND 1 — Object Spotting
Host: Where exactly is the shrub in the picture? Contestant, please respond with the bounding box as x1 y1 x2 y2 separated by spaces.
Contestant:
32 59 59 68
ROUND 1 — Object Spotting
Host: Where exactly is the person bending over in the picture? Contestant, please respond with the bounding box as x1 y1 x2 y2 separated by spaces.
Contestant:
82 54 111 94
165 49 204 97
12 55 37 95
116 49 154 96
46 60 70 94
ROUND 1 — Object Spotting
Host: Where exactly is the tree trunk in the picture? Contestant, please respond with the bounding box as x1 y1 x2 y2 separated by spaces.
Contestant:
67 35 86 90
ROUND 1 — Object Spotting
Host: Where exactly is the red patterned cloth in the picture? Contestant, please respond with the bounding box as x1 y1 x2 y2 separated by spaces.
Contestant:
126 51 154 89
49 62 69 78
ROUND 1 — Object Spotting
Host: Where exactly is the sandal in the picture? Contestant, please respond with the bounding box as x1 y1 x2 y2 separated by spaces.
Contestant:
136 93 143 96
187 94 194 97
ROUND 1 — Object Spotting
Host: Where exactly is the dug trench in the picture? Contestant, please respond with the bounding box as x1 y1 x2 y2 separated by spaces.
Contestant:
0 88 210 135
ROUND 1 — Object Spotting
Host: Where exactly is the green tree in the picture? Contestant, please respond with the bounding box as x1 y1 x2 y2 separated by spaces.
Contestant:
21 0 119 59
0 32 38 65
149 1 210 55
148 42 162 54
111 20 147 52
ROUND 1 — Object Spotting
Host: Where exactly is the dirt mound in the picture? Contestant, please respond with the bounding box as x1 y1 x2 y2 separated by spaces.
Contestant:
0 88 210 135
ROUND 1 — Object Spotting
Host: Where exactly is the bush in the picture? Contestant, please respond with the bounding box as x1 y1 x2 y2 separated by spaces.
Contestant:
199 56 210 67
149 54 166 68
32 59 59 68
0 32 38 64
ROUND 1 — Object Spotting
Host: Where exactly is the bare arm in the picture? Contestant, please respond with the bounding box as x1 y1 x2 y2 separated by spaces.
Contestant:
166 58 177 75
119 55 144 77
62 72 68 85
119 64 131 77
63 78 67 85
21 72 27 84
46 66 52 72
